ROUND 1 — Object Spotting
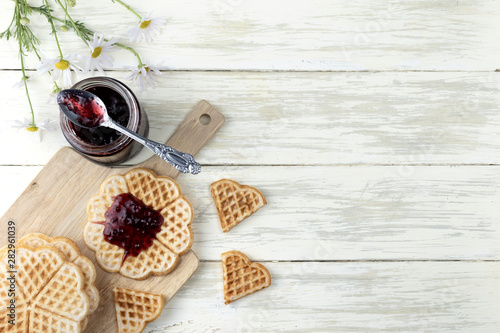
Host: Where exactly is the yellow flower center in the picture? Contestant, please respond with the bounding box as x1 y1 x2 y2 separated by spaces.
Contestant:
91 46 103 58
26 126 38 132
140 20 151 29
55 60 70 70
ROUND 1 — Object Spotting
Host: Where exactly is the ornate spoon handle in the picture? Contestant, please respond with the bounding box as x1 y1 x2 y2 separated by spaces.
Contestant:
103 119 201 174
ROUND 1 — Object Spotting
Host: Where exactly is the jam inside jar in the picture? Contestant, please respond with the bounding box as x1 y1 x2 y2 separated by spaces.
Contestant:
60 77 149 165
69 86 130 145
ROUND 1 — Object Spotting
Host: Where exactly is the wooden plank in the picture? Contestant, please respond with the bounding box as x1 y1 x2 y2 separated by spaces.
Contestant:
146 261 500 332
176 165 500 261
1 0 500 71
2 165 500 261
1 71 500 166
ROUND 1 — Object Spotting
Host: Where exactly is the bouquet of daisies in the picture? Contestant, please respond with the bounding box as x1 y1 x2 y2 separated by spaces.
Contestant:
2 0 165 139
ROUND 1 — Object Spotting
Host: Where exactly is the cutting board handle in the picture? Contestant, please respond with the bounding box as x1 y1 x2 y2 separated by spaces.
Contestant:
138 100 225 177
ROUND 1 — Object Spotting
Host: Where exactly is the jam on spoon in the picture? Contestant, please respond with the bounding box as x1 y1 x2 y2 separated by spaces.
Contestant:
94 193 164 264
67 87 130 145
58 89 107 128
57 88 202 174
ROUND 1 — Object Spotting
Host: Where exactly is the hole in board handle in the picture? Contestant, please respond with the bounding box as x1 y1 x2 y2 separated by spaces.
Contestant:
199 114 211 125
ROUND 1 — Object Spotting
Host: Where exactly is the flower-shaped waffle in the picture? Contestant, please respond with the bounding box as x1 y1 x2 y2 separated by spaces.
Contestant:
0 244 90 332
84 168 194 280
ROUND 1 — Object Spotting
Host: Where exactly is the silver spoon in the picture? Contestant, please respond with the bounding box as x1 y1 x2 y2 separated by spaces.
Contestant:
57 89 201 174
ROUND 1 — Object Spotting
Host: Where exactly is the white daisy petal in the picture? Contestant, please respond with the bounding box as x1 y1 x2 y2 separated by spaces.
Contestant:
100 54 113 66
62 69 72 88
12 75 34 89
12 81 24 89
107 37 119 47
83 33 116 75
96 63 104 74
11 118 30 130
51 69 61 81
37 119 57 131
37 54 80 88
11 118 56 141
127 11 166 43
37 59 57 75
97 34 104 46
125 63 163 91
47 93 57 104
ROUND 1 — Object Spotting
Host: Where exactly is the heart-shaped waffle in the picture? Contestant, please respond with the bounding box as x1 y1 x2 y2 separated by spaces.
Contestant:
18 233 99 314
113 287 164 333
84 168 194 280
210 179 267 232
222 250 271 304
33 262 89 321
0 244 90 332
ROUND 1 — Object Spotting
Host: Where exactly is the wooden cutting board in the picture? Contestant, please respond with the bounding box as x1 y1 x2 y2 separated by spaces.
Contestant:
0 100 225 332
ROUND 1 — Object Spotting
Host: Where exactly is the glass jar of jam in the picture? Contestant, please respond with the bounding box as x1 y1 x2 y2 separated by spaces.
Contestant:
59 77 149 165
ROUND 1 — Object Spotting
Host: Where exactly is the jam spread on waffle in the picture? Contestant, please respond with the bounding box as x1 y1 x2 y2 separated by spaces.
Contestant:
69 86 130 145
98 193 163 264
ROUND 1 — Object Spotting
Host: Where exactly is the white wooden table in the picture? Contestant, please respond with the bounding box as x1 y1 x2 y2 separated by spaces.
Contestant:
1 1 500 332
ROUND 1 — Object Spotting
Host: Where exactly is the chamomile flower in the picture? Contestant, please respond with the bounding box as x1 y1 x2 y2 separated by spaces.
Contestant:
128 11 166 43
37 54 81 88
11 118 57 141
124 63 162 91
83 33 118 75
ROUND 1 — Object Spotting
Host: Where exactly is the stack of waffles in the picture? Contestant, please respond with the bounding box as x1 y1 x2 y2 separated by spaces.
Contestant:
0 233 99 332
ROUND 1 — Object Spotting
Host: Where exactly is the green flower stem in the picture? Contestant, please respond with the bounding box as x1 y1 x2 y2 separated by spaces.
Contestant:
19 52 36 127
15 6 35 126
48 16 65 25
114 42 144 68
19 0 31 15
43 0 64 58
24 21 60 92
25 33 42 61
31 43 41 61
113 0 142 20
32 7 145 69
53 0 87 41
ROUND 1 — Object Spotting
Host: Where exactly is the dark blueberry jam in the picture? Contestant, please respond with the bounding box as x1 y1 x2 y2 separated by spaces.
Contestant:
97 193 164 264
69 86 130 145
